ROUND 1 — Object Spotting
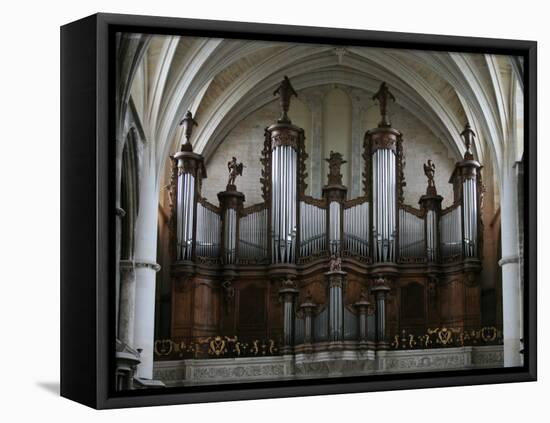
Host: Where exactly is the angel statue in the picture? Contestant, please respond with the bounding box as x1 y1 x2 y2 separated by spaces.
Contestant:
227 156 244 187
423 159 436 188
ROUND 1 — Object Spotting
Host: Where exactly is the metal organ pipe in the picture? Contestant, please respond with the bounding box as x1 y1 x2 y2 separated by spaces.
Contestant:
440 205 462 258
329 201 341 255
239 208 267 261
426 210 437 261
224 208 237 264
372 149 396 262
343 202 369 257
299 201 327 258
176 172 195 260
271 145 298 264
462 178 478 257
398 209 424 259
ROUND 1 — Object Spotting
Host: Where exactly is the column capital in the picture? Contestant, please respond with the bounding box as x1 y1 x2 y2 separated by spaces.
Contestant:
299 292 317 315
278 278 299 300
325 270 347 289
134 259 161 272
499 255 520 267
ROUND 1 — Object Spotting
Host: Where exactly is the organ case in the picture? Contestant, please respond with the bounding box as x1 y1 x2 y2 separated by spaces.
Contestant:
163 78 487 361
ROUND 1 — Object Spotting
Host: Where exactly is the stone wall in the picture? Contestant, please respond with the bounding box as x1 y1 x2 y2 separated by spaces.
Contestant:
154 345 503 386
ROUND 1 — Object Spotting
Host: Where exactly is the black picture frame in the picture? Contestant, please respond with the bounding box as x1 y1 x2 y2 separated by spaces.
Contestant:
60 12 537 409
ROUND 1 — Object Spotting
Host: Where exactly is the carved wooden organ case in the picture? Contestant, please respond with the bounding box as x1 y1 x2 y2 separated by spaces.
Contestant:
165 79 485 359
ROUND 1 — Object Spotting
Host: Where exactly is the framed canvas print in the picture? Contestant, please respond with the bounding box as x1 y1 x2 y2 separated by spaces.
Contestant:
60 13 537 409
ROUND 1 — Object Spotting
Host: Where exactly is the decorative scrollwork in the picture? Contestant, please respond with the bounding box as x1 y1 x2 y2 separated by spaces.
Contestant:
390 326 502 350
154 336 279 360
396 134 406 203
298 130 308 195
260 128 271 202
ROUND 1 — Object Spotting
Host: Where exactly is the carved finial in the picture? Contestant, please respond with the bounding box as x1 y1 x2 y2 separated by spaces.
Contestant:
460 122 476 160
281 277 297 290
273 75 298 123
334 47 347 65
423 159 437 195
227 156 244 190
179 110 198 151
372 82 396 127
325 151 347 185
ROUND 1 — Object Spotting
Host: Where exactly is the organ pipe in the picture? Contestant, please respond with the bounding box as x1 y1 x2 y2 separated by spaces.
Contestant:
195 201 221 258
398 208 425 260
217 188 245 265
343 201 369 257
440 205 462 258
369 138 399 262
239 206 268 261
299 200 327 257
270 143 299 263
173 111 206 262
456 122 482 259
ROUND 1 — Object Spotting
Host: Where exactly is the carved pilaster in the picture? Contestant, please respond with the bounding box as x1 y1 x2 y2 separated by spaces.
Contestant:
371 276 391 349
299 292 317 349
279 278 299 354
354 288 371 348
325 270 347 346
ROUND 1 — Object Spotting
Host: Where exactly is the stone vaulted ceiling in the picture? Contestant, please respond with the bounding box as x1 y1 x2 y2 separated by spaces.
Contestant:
119 33 524 190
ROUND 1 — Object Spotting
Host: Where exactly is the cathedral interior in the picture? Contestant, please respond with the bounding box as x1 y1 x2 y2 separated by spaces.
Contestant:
114 33 525 390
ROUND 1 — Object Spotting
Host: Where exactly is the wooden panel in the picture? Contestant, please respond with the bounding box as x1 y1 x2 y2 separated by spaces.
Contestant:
439 277 465 328
171 276 193 338
192 277 219 337
237 284 266 337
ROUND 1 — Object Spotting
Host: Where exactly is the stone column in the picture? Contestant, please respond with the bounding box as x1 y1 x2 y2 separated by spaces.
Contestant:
302 92 324 198
279 278 299 354
133 151 161 380
118 260 136 345
500 166 523 367
371 276 391 349
115 207 126 338
326 270 346 345
350 89 366 199
299 294 316 352
353 289 371 349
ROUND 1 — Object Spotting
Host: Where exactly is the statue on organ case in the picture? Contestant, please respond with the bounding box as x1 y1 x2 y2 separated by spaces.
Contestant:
227 156 244 188
273 75 298 123
179 110 198 151
424 159 436 187
329 254 342 272
372 82 396 127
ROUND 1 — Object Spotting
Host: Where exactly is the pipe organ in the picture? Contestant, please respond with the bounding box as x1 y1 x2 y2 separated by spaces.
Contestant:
166 79 485 360
299 199 327 259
